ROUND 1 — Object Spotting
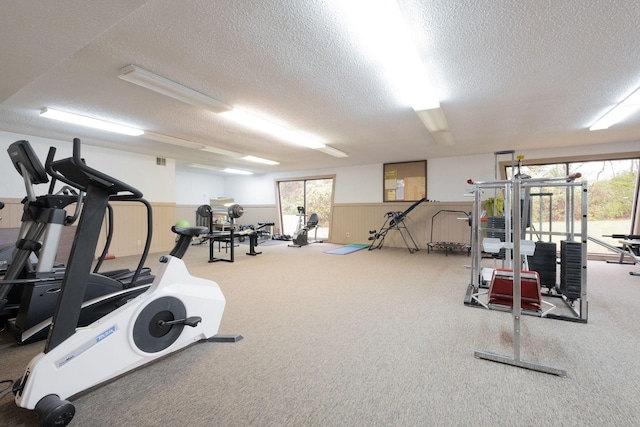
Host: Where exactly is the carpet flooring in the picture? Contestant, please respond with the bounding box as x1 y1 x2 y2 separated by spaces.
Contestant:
1 242 640 426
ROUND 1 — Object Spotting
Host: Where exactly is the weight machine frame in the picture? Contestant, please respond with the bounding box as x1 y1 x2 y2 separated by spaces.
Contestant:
465 172 588 377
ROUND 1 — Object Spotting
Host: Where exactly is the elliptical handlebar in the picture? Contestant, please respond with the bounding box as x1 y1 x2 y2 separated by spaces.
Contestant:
47 138 143 199
45 146 75 190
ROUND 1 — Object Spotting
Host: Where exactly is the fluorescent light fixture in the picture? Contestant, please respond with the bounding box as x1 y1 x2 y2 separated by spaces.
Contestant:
188 163 221 171
189 164 253 175
144 131 205 149
243 155 280 165
219 108 326 149
40 108 144 136
335 0 440 111
223 168 253 175
590 86 640 130
118 65 332 153
316 146 349 158
201 146 244 157
430 130 456 147
118 65 231 113
416 108 449 132
415 108 456 146
146 132 278 164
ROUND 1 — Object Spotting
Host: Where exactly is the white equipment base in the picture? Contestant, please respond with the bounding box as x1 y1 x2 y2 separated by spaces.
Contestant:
15 255 225 409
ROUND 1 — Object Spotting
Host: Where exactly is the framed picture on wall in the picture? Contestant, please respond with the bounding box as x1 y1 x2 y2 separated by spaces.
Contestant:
383 160 427 202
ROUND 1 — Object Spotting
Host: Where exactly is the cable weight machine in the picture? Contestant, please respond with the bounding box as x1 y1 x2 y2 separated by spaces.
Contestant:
465 167 587 376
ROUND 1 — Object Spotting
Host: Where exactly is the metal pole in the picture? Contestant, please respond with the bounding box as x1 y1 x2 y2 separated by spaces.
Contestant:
471 184 481 287
474 176 568 377
512 179 522 361
580 180 589 321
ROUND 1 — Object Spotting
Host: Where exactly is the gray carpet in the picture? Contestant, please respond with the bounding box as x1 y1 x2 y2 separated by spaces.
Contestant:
1 242 640 426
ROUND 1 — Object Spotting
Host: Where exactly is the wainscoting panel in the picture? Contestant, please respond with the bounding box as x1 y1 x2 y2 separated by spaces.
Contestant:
0 198 23 229
331 201 473 249
97 201 176 258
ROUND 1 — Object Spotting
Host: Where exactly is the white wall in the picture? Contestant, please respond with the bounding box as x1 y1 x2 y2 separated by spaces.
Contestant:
427 153 495 201
174 170 226 205
217 141 640 206
218 163 382 205
0 131 175 202
333 164 380 203
2 130 638 206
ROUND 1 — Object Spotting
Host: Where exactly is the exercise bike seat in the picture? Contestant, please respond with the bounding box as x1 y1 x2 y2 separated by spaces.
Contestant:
172 226 209 237
306 213 319 228
169 226 210 259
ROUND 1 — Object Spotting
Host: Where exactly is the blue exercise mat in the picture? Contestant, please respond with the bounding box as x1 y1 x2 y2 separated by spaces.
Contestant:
324 244 369 255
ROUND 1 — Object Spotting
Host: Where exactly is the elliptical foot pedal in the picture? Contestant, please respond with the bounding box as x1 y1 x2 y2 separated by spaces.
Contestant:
35 394 75 427
208 334 244 343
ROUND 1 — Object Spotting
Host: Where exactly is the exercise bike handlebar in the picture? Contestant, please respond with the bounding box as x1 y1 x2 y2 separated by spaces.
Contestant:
46 138 143 199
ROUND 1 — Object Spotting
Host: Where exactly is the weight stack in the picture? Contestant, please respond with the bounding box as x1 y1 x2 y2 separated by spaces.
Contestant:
527 241 557 290
560 240 582 300
486 216 506 259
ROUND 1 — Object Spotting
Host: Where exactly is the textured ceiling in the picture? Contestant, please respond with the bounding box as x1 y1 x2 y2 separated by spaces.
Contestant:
1 0 639 175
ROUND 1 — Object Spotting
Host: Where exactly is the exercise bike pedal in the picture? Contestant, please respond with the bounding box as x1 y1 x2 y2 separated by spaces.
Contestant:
157 316 202 328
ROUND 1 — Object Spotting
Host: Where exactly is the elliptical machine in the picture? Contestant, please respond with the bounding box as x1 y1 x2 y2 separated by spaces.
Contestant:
0 141 83 327
1 140 154 344
12 138 232 426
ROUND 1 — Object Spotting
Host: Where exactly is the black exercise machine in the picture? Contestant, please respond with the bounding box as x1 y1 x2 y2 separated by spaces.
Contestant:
11 137 237 426
238 222 274 242
368 197 426 253
289 206 320 247
196 204 266 262
1 140 154 344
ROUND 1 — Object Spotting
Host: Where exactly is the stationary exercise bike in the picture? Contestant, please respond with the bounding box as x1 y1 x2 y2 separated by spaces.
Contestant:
12 138 231 426
288 206 319 247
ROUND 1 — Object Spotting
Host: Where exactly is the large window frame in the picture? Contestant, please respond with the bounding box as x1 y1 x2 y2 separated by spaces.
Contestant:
276 175 335 240
499 151 640 254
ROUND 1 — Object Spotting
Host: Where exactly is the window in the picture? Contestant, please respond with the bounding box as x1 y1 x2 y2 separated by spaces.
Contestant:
277 177 334 239
503 155 639 254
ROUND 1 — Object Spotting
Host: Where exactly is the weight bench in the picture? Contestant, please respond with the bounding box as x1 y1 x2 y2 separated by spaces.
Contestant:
588 234 640 276
471 268 555 317
470 238 555 317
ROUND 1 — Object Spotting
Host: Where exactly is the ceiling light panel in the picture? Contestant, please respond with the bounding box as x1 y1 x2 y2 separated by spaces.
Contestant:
144 131 205 149
316 146 349 158
219 108 326 149
243 155 280 165
40 108 144 136
590 85 640 131
223 168 253 175
118 65 231 113
200 146 244 157
188 163 221 171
